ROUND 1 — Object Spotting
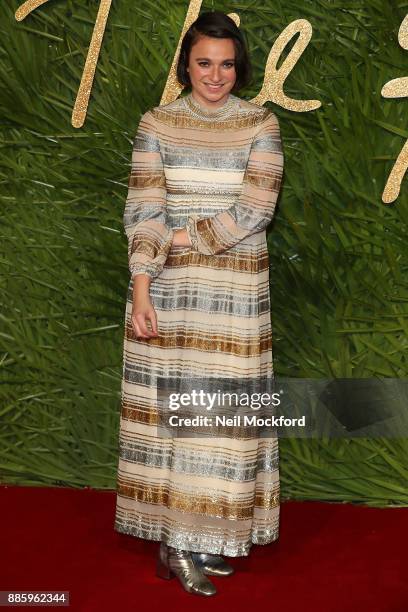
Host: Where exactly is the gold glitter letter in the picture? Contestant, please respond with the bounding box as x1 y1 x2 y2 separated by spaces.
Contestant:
251 19 321 111
381 14 408 204
15 0 113 128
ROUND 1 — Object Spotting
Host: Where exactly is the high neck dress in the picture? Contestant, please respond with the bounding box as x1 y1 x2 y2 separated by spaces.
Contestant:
114 90 284 557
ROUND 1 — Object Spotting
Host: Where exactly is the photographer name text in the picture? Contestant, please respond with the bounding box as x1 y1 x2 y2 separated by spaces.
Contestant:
167 415 305 427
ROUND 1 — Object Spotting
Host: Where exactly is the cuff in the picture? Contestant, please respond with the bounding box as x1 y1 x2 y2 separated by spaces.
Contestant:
129 226 174 280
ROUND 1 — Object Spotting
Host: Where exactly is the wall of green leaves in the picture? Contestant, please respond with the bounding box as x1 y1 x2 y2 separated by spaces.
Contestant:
1 0 407 505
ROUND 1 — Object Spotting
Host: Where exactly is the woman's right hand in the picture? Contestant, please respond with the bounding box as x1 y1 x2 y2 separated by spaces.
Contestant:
131 274 158 339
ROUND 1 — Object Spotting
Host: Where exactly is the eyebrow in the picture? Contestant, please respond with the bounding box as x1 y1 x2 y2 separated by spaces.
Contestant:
194 57 235 61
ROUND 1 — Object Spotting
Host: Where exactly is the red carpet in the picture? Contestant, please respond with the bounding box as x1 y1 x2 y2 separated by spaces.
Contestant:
0 484 406 611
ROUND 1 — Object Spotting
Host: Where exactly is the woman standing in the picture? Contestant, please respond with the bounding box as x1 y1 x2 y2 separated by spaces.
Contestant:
114 11 284 597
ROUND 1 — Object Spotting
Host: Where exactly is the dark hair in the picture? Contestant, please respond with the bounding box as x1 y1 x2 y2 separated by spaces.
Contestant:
176 11 252 93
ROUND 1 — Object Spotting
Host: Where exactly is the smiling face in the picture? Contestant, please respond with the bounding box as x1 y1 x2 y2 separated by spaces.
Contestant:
187 34 237 109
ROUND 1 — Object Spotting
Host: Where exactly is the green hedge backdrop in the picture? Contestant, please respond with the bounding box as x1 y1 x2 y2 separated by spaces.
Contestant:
1 0 407 505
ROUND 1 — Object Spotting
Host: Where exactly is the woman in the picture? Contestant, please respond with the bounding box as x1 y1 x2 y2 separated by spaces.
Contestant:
114 11 284 597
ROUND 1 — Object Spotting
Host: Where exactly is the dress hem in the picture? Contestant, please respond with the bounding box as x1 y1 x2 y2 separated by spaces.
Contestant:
113 521 279 558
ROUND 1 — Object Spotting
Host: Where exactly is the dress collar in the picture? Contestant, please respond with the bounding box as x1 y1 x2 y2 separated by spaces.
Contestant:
184 91 239 119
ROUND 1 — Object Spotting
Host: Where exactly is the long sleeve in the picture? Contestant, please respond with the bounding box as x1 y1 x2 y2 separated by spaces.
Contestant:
185 110 284 255
124 110 174 279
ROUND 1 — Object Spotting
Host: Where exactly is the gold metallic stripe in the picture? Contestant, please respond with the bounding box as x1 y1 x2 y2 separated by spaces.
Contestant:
254 487 281 510
125 322 272 355
117 479 266 519
165 249 269 272
153 105 271 131
130 235 163 258
128 171 166 189
245 168 283 191
121 404 159 425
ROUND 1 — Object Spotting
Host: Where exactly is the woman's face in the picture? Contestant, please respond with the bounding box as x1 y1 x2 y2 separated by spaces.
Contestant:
187 35 237 108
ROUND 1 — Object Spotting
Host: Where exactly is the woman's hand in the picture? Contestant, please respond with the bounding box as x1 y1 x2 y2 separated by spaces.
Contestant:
131 275 158 339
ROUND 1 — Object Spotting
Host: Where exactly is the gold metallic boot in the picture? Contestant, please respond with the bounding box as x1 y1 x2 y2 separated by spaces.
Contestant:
156 542 217 596
191 552 235 576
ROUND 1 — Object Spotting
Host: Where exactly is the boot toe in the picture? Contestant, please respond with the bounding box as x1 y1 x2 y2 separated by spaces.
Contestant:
191 553 235 577
193 581 217 596
208 565 234 577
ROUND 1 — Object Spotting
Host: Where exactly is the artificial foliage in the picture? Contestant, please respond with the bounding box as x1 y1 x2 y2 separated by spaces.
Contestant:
0 0 407 505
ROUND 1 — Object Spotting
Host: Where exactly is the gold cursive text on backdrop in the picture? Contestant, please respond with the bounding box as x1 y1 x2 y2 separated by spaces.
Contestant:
15 0 320 124
15 1 406 203
381 14 408 204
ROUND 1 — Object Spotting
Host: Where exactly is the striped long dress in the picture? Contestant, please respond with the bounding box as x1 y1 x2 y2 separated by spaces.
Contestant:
114 91 284 557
